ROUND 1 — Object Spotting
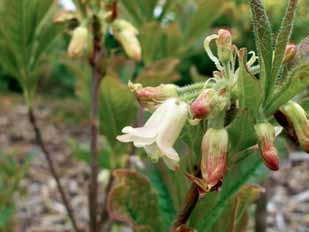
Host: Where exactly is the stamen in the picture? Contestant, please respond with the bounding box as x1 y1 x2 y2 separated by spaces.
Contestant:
247 51 258 67
203 34 223 71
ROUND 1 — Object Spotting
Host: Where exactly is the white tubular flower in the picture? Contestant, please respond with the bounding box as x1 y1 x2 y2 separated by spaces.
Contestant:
117 98 188 171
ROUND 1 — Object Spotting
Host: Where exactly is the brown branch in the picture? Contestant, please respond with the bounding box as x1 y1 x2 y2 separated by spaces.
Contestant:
28 108 80 232
170 183 199 231
88 15 104 232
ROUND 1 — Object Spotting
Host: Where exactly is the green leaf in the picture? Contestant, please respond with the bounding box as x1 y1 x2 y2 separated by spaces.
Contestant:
212 184 264 232
249 0 273 98
190 150 262 231
108 169 162 232
184 0 225 42
143 165 176 230
265 61 309 115
238 48 263 114
135 58 180 86
228 110 257 154
119 0 158 27
100 74 137 151
0 0 62 103
269 0 298 101
300 97 309 114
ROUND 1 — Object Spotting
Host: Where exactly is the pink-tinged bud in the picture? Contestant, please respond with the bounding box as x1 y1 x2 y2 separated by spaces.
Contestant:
68 26 88 58
283 44 297 64
280 101 309 153
216 29 233 64
201 128 228 189
191 89 226 119
112 19 142 61
254 123 280 171
128 81 178 111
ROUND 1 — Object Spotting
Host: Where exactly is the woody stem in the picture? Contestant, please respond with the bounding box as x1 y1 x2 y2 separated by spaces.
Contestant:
170 183 199 231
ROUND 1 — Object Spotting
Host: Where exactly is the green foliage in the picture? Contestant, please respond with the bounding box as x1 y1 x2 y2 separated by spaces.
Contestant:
100 74 137 152
0 151 32 231
266 61 309 115
271 0 298 95
108 169 162 232
191 151 262 231
0 0 63 104
117 0 229 88
237 48 263 114
135 59 180 86
211 184 264 232
144 165 176 230
249 0 273 97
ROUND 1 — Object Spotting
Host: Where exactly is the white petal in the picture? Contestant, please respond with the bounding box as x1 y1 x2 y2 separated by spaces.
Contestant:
144 144 161 162
122 126 157 139
162 156 179 171
156 100 188 159
117 134 155 147
158 146 179 161
116 134 134 143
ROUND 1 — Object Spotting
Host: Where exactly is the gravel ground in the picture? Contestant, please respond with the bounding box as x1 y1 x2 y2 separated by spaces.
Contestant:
0 94 308 232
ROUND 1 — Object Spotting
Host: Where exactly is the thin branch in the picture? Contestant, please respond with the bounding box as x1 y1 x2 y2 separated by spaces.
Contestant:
88 15 104 232
28 107 80 232
170 183 199 231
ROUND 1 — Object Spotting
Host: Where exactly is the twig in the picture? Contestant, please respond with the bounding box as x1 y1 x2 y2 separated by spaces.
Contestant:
28 107 80 232
170 183 199 231
88 15 104 232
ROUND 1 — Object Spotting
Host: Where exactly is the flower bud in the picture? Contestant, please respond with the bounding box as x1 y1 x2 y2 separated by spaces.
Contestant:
216 29 233 64
68 26 88 58
201 128 228 189
112 19 142 62
283 44 297 64
254 123 280 171
53 10 76 24
191 89 226 119
280 101 309 152
129 82 178 111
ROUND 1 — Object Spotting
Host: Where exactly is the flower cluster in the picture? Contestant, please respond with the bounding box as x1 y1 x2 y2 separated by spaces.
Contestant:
117 29 308 194
54 1 141 60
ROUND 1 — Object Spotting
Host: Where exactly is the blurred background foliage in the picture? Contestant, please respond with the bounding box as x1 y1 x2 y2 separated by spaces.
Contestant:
1 0 308 96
